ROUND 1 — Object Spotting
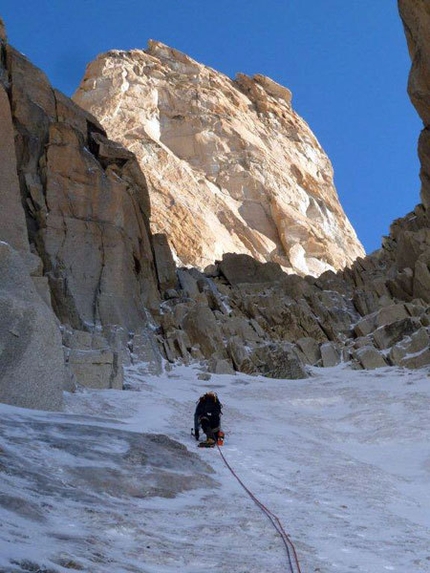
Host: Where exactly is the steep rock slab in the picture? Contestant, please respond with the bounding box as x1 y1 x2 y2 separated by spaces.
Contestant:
74 41 364 276
0 243 65 410
0 411 217 569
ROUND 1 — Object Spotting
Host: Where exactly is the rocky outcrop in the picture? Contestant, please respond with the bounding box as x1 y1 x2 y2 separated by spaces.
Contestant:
0 24 167 404
73 41 364 277
399 0 430 208
396 0 430 352
155 243 430 375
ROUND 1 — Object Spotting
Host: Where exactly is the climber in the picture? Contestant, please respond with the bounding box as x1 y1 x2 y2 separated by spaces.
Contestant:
194 391 224 447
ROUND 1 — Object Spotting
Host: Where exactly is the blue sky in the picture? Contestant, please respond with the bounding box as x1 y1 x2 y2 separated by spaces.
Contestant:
1 1 422 254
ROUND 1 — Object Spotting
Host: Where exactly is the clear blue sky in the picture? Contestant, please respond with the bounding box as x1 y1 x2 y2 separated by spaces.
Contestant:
1 1 422 254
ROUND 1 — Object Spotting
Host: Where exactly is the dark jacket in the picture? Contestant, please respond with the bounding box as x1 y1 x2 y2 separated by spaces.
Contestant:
194 393 222 439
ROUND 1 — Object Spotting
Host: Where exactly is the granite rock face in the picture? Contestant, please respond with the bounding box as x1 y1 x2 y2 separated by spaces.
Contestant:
6 45 161 330
73 41 365 277
0 83 29 256
0 27 166 404
0 243 65 410
399 0 430 208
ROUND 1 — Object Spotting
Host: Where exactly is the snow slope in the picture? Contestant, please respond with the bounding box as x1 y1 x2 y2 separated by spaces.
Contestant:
0 363 429 572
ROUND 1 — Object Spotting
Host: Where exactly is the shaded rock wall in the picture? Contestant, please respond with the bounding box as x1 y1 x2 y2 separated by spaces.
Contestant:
6 45 161 330
0 82 29 256
0 25 170 406
0 22 64 409
399 0 430 208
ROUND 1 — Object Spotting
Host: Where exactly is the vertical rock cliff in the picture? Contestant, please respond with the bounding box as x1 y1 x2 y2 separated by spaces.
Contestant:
399 0 430 209
73 41 365 276
1 22 65 409
0 22 171 407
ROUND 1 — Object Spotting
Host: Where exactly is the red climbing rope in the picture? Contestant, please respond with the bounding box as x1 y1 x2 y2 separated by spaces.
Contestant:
216 444 302 573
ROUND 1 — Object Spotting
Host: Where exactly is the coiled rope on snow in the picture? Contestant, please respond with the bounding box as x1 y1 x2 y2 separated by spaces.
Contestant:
216 444 302 573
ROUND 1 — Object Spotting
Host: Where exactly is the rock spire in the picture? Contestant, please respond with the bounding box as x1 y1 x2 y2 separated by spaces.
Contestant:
73 41 365 276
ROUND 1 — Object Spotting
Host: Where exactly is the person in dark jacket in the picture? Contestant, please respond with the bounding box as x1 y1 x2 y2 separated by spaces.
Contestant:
194 392 223 447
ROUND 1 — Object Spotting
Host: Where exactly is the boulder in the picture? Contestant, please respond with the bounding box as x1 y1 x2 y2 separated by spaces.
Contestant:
219 253 284 285
309 290 356 340
314 270 349 293
353 346 388 370
296 337 321 365
196 276 231 315
163 330 192 364
62 328 124 390
0 243 65 410
372 317 422 350
400 347 430 369
394 228 430 271
354 314 378 338
389 327 430 365
254 296 328 343
220 317 261 344
249 343 308 379
177 268 201 298
421 307 430 327
66 348 121 390
352 336 374 349
207 357 236 375
249 318 266 338
405 300 428 318
320 342 341 367
386 268 414 300
181 304 225 358
376 303 409 325
352 289 380 317
354 304 411 338
227 336 254 373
